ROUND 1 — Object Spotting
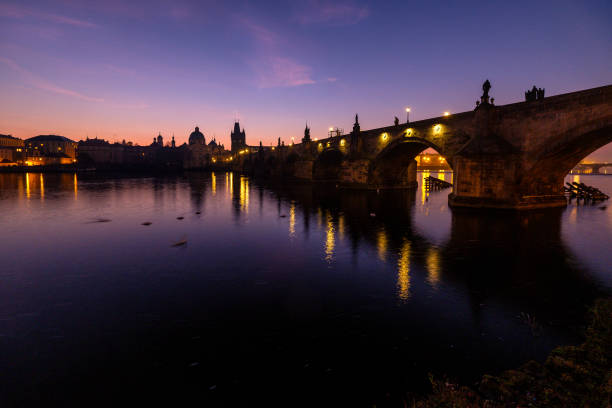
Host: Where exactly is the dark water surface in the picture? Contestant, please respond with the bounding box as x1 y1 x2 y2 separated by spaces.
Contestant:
0 172 611 407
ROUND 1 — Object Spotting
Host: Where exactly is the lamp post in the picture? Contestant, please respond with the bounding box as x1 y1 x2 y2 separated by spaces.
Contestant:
405 108 410 124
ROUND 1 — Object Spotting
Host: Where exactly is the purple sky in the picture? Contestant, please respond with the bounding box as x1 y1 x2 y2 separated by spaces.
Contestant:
1 0 611 159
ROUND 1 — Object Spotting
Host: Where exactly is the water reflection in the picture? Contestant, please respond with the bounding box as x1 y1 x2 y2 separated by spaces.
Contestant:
377 229 387 261
289 202 296 238
325 212 335 263
259 178 607 310
25 172 30 199
240 176 249 213
426 246 441 288
397 239 411 301
0 172 610 408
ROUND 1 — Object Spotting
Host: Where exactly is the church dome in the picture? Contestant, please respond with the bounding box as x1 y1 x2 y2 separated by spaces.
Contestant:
188 127 205 145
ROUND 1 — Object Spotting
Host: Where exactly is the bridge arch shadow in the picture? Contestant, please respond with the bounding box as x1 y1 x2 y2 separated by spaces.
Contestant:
313 149 345 182
369 138 450 188
523 123 612 194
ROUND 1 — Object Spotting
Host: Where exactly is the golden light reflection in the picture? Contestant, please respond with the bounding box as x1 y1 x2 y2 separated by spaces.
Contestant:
289 202 296 238
377 229 387 261
438 172 445 181
40 173 44 200
73 173 78 200
573 174 580 184
338 214 345 240
25 173 30 199
239 176 249 212
325 213 335 263
229 172 233 196
426 247 441 288
211 172 216 195
397 240 411 301
421 171 430 204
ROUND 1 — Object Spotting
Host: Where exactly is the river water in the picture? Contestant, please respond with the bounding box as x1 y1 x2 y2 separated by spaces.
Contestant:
0 172 610 407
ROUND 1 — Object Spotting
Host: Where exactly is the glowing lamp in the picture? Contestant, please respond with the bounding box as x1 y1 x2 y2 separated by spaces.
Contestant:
405 128 413 137
340 139 346 146
434 125 441 133
381 132 389 141
443 112 450 117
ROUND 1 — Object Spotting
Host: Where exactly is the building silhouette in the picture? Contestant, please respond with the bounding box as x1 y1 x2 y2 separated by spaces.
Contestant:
231 122 246 153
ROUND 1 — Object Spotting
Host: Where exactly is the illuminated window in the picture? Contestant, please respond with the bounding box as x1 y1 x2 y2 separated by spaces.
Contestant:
340 139 346 146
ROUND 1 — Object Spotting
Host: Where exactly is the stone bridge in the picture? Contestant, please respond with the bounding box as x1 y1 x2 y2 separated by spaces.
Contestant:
573 162 612 174
231 83 612 210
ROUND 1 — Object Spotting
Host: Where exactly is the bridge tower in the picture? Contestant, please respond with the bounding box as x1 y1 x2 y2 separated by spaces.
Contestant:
231 122 246 153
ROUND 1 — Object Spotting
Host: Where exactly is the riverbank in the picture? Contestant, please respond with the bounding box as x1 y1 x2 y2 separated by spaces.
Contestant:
412 298 612 407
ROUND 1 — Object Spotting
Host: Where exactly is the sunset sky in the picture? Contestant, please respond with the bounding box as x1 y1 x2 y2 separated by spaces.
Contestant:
1 1 611 158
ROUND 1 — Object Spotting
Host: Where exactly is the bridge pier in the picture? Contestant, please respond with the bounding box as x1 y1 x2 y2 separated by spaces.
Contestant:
293 160 314 180
449 155 567 210
339 159 370 186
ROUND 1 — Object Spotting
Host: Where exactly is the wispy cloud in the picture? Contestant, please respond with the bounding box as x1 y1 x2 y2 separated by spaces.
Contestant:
0 57 104 102
0 4 97 28
238 16 316 88
296 0 369 26
237 17 282 48
256 57 316 88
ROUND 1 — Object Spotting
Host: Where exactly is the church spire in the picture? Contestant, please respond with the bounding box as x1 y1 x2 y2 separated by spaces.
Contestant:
353 113 360 134
302 121 311 143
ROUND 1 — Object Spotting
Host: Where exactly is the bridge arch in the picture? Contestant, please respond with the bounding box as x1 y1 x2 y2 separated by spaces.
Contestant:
368 137 449 188
521 121 612 195
313 148 345 182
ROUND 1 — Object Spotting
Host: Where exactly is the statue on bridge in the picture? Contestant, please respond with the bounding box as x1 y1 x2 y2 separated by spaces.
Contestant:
302 123 311 143
525 86 545 102
394 116 399 126
481 79 492 104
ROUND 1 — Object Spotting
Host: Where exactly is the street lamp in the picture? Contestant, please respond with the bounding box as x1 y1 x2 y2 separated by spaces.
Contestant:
405 108 411 124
